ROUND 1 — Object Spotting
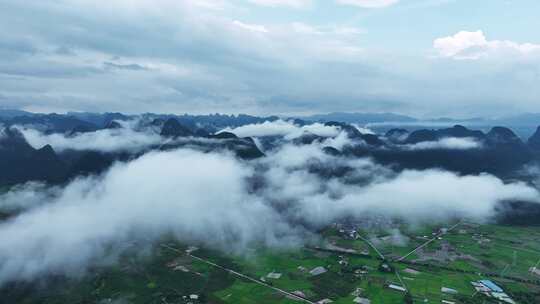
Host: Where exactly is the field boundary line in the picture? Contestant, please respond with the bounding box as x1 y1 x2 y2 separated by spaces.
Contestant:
160 244 317 304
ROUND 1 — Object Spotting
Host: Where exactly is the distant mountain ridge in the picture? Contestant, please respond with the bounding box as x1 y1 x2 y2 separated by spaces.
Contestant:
0 110 279 134
303 112 417 124
4 109 540 128
0 109 33 119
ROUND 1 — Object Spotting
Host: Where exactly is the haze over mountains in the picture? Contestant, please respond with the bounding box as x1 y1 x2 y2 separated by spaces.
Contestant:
301 112 540 139
4 109 540 135
3 109 540 186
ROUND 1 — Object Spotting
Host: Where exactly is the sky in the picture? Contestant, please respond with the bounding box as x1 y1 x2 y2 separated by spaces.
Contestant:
0 0 539 118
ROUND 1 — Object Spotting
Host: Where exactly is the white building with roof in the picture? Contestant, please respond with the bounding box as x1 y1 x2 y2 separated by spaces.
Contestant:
388 284 407 292
310 266 328 276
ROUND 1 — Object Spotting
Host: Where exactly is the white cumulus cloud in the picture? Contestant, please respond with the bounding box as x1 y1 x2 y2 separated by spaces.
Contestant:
247 0 312 8
232 20 269 33
405 137 483 150
336 0 399 8
433 30 540 60
16 120 163 153
221 120 340 139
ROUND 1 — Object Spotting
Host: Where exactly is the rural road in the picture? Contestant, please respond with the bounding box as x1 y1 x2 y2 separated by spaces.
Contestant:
160 244 317 304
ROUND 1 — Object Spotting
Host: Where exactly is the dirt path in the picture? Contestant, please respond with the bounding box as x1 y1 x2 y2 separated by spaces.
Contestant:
397 221 462 262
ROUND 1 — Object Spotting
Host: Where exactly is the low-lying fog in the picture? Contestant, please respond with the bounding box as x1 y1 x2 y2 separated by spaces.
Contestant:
1 119 539 285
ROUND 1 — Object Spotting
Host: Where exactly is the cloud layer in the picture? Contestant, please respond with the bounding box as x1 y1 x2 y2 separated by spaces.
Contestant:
247 0 312 8
0 137 538 285
221 119 341 139
1 1 540 117
404 137 482 150
336 0 399 8
434 30 540 60
0 149 300 283
16 120 163 153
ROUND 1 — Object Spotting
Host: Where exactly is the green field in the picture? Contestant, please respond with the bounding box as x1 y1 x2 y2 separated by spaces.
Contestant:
3 222 540 304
